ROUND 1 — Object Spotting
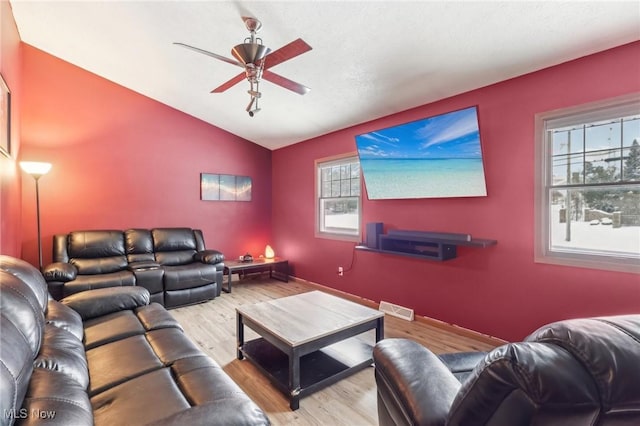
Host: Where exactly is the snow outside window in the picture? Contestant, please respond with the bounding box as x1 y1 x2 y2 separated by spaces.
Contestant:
535 94 640 273
316 155 361 240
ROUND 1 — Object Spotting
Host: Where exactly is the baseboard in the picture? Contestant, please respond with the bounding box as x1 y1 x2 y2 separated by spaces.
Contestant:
290 276 508 347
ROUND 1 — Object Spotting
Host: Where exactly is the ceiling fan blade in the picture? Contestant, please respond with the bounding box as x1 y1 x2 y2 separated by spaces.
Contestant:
211 72 246 93
264 38 312 70
174 42 244 68
263 70 310 95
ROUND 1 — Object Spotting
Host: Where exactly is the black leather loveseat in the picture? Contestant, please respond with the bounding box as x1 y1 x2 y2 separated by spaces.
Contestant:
0 255 269 426
42 228 224 308
373 315 640 426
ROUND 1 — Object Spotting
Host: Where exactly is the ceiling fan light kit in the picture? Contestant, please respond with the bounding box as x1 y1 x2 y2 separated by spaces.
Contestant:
175 16 311 117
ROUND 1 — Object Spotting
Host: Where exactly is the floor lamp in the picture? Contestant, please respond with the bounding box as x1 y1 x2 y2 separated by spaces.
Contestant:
20 161 52 270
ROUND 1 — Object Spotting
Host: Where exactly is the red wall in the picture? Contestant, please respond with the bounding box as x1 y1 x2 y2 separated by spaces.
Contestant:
272 41 640 341
6 1 639 342
19 44 272 266
0 0 23 256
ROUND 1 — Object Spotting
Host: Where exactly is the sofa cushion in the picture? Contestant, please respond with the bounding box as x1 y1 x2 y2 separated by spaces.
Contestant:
152 228 200 266
67 231 128 275
92 358 271 426
34 324 89 388
162 263 218 291
86 334 164 396
165 356 272 425
67 230 125 259
83 303 183 350
146 328 204 364
83 311 146 350
171 355 252 404
134 303 183 331
71 256 128 275
91 368 192 426
155 250 197 266
165 284 217 309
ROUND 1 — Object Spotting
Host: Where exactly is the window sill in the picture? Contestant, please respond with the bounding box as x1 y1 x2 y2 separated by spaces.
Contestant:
535 252 640 274
315 231 360 242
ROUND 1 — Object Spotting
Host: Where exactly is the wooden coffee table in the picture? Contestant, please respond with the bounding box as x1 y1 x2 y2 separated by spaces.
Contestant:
223 258 289 293
236 290 384 410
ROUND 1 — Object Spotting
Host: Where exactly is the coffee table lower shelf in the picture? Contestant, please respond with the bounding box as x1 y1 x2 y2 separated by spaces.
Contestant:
239 337 375 409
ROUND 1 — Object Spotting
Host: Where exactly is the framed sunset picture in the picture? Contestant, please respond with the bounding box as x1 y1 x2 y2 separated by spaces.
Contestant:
200 173 252 201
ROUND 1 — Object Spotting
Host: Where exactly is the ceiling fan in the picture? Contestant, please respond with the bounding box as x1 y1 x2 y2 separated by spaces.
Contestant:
175 16 312 117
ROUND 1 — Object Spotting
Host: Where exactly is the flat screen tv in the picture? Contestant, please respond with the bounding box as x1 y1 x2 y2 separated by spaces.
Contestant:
355 106 487 200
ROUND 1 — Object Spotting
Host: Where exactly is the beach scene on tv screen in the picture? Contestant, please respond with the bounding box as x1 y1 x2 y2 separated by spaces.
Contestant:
355 106 488 199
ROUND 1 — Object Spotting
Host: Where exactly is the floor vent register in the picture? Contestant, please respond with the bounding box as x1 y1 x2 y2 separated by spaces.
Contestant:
379 301 414 321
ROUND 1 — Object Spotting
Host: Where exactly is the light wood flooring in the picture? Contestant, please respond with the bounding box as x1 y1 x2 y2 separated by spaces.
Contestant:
171 275 504 426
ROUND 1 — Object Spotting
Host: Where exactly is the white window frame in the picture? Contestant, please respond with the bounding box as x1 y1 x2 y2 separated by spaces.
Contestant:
315 153 361 241
534 93 640 273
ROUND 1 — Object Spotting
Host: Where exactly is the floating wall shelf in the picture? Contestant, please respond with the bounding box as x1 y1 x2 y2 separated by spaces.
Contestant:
356 227 497 261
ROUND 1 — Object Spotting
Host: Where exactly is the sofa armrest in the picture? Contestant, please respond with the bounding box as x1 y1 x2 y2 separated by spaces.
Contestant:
42 262 78 282
194 249 224 265
61 286 150 320
373 338 461 426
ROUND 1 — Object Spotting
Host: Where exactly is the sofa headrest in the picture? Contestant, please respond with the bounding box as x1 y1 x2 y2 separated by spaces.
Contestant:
0 270 45 358
448 340 602 424
67 230 125 258
125 228 154 254
152 228 197 252
0 255 48 311
125 229 155 263
0 313 35 421
526 315 640 408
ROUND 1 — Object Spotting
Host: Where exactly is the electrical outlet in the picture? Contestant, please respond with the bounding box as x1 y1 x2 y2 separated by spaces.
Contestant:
338 266 344 276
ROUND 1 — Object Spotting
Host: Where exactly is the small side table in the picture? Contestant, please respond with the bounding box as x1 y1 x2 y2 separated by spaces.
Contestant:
223 258 289 293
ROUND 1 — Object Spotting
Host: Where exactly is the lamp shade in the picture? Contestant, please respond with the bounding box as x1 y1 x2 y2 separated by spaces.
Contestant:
20 161 52 177
265 245 275 259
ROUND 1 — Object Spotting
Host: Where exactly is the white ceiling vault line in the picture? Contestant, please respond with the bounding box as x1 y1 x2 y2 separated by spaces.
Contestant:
10 0 640 150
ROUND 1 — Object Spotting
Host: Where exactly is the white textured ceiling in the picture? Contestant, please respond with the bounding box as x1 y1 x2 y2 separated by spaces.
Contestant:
9 1 640 150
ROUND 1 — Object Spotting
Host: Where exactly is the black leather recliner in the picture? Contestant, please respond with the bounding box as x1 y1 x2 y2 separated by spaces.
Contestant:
373 315 640 426
43 228 224 308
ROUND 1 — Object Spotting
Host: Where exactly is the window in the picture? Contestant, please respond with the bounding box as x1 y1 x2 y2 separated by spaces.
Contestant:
316 155 361 240
535 94 640 273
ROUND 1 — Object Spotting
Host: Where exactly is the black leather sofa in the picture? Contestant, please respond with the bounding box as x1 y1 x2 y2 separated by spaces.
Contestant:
0 255 269 426
42 228 225 308
373 315 640 425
